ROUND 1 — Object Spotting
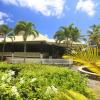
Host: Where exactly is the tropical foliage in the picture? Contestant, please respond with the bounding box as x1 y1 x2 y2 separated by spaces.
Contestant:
88 24 100 45
0 62 95 100
0 24 11 60
14 21 39 62
54 90 89 100
54 24 80 45
63 45 100 75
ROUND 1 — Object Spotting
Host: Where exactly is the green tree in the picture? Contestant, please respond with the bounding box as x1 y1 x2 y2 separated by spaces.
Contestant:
7 31 15 62
54 24 80 54
0 24 11 60
54 26 70 47
88 24 100 45
68 24 80 46
14 21 39 62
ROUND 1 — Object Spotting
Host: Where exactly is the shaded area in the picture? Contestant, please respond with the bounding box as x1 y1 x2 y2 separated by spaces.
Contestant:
0 42 65 59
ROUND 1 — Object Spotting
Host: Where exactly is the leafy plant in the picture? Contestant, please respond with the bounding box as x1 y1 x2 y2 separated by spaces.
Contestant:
63 45 100 74
53 90 89 100
0 63 95 99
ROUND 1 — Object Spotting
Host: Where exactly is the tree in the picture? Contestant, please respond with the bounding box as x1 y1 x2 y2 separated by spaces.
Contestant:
14 21 39 62
88 24 100 45
68 24 80 46
0 24 11 60
7 31 15 62
54 26 70 47
54 24 80 47
54 25 71 55
54 29 65 44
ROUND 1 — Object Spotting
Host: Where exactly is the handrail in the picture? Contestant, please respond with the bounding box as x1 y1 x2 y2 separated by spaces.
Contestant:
8 58 73 65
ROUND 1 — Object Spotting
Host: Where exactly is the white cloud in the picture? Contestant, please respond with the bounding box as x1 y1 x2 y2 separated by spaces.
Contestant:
1 0 18 6
1 0 66 18
0 12 8 25
0 11 14 25
0 11 8 20
6 18 14 22
0 20 5 25
76 0 95 16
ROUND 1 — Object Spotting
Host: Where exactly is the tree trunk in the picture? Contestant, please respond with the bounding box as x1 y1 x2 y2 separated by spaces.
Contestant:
11 39 14 63
66 38 69 54
24 40 27 62
2 37 6 61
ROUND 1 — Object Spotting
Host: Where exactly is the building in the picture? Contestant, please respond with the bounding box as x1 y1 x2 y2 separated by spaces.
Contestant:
0 34 65 59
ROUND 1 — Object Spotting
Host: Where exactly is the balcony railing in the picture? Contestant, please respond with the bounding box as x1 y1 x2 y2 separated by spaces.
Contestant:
8 58 73 65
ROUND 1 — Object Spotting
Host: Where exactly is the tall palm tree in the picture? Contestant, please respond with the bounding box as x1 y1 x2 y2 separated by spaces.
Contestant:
54 26 72 55
54 30 65 44
54 24 80 47
54 24 80 54
54 26 70 46
14 21 39 62
88 24 100 45
0 24 11 60
7 31 15 62
68 24 80 46
71 27 80 44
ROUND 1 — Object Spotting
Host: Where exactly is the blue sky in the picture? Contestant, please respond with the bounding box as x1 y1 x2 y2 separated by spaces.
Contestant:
0 0 100 38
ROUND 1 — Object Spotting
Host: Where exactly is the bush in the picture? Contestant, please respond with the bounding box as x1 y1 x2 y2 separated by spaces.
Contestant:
0 62 95 99
53 90 89 100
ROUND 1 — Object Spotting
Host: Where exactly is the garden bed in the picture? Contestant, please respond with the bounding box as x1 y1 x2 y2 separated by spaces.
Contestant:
0 62 95 100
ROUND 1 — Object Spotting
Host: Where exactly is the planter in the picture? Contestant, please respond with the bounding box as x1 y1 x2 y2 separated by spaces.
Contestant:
78 66 100 81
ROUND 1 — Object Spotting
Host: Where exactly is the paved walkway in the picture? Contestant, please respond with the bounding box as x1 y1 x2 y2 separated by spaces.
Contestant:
88 79 100 100
72 66 100 100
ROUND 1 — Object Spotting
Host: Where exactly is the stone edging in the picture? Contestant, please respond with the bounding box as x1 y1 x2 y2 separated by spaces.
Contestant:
78 66 100 81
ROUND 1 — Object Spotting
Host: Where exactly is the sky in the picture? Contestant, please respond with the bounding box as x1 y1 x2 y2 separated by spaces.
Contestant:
0 0 100 38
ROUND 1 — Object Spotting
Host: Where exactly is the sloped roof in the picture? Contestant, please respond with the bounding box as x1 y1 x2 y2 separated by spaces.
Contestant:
0 34 50 43
0 33 83 45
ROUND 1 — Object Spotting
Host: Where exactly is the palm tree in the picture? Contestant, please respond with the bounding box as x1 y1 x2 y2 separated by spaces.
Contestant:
68 24 80 46
88 24 100 45
14 21 39 62
54 24 80 54
54 26 72 55
0 24 11 60
7 31 15 62
88 24 96 35
54 30 65 44
54 26 70 46
54 24 80 47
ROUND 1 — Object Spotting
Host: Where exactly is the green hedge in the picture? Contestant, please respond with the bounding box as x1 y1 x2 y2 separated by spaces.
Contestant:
0 62 95 100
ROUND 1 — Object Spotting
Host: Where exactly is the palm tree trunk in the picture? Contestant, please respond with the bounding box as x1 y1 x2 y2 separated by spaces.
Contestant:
66 38 69 54
11 39 14 63
24 40 27 62
2 37 6 60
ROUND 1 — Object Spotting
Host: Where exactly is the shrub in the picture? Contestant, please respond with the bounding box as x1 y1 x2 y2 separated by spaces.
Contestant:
0 62 95 99
53 90 89 100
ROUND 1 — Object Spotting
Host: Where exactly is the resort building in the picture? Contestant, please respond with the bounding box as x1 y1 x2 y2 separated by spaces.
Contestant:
0 34 65 59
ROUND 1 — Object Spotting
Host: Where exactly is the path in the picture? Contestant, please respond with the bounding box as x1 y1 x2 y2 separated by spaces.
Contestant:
72 66 100 100
88 79 100 100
